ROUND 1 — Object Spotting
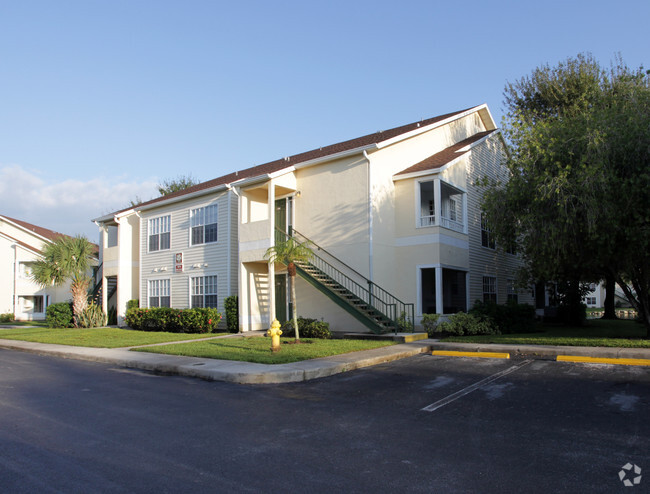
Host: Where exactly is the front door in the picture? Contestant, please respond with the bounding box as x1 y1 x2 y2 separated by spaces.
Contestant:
275 274 287 322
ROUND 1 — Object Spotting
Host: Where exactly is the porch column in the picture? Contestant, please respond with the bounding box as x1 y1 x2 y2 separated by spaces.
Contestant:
268 182 276 323
435 267 444 315
434 179 442 227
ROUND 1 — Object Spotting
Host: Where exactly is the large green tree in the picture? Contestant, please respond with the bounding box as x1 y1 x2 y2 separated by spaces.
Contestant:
484 54 650 333
31 235 96 327
264 237 313 341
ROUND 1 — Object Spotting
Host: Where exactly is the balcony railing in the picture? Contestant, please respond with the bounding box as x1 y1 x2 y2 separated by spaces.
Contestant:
419 215 465 233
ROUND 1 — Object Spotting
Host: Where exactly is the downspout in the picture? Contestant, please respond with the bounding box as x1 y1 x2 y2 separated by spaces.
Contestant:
364 150 373 282
12 243 17 318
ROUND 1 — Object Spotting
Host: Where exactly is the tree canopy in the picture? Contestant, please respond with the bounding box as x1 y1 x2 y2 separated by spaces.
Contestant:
157 174 199 196
483 54 650 333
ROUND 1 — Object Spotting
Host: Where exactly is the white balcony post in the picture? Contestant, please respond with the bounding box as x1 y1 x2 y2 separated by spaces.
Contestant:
435 267 444 315
434 179 442 227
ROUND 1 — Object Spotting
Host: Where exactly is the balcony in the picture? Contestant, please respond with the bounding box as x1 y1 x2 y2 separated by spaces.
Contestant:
419 179 465 233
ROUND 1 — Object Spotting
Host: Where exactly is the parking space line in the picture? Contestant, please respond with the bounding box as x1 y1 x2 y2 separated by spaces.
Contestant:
421 359 533 412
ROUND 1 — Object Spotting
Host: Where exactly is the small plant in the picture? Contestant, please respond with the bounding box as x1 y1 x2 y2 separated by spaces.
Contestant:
396 311 413 332
421 313 440 337
224 295 239 333
46 302 74 328
76 302 108 328
126 299 139 311
0 313 14 323
280 317 331 339
436 312 498 336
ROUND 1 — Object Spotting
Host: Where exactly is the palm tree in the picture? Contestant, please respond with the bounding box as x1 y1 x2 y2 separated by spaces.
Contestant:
32 235 95 327
264 236 313 341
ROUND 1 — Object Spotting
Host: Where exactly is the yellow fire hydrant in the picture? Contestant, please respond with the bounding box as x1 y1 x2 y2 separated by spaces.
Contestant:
267 319 282 352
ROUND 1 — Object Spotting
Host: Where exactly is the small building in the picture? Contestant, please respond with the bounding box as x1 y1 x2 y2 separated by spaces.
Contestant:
93 104 532 331
0 215 97 321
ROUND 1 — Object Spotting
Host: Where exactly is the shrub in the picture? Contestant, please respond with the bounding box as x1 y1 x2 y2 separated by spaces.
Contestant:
224 295 239 333
421 313 441 337
124 307 222 333
436 312 498 336
396 311 413 332
126 299 139 311
77 302 108 328
280 317 331 339
0 313 13 323
46 302 74 328
469 300 536 334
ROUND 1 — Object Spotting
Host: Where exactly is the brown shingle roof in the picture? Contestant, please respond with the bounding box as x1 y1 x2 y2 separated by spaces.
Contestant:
108 107 476 216
1 215 70 243
395 130 495 176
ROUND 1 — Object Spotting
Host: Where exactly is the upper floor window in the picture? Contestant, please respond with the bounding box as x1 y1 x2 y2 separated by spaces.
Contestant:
481 213 496 249
418 179 465 232
191 275 218 308
190 205 218 246
483 276 497 303
149 279 170 307
148 216 171 252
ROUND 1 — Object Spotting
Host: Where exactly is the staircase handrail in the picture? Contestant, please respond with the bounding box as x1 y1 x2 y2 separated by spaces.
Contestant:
285 229 415 332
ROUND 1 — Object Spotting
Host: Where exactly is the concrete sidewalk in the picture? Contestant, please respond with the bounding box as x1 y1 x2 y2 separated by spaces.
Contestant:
0 337 648 384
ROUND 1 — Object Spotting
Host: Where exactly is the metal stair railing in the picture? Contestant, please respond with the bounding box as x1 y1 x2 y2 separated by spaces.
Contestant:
286 229 415 333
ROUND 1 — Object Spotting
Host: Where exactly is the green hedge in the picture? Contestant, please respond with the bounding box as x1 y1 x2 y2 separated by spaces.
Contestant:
46 302 74 328
0 313 13 323
125 307 222 333
469 300 536 334
436 312 498 336
280 317 331 339
224 295 239 333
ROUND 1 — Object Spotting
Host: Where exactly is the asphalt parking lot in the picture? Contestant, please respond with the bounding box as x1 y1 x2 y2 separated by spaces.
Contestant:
1 349 648 493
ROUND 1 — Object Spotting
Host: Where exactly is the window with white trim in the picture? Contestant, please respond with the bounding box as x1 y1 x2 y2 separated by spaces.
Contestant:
481 213 496 249
483 276 497 303
507 279 518 303
191 275 218 308
148 215 171 252
148 279 170 307
190 205 218 246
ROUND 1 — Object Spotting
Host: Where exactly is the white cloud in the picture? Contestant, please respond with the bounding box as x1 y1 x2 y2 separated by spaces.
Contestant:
0 164 158 241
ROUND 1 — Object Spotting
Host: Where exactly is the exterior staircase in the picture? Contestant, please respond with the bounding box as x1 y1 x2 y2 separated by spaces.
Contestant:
288 229 414 335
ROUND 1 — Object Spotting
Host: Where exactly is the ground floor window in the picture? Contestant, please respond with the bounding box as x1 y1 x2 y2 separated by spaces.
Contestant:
148 279 170 307
420 267 467 315
585 296 597 306
483 276 497 303
20 295 44 313
507 279 518 303
191 275 218 308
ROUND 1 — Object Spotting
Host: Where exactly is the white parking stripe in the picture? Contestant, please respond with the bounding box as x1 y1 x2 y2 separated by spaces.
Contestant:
421 359 533 412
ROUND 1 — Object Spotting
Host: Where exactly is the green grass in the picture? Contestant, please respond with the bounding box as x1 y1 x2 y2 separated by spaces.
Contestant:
443 319 650 348
134 337 397 364
0 320 49 327
0 327 224 348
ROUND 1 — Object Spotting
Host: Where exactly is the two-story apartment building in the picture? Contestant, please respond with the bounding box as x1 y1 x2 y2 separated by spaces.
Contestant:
0 215 95 320
94 104 532 331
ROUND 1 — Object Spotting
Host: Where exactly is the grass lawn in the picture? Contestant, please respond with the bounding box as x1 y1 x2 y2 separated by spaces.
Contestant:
0 327 225 348
134 337 397 364
443 319 650 348
0 320 49 328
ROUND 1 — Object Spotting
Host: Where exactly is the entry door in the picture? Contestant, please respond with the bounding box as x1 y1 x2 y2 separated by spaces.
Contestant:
275 274 287 323
275 199 287 244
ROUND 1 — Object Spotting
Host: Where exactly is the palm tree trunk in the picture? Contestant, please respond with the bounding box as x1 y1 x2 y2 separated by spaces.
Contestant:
71 278 90 327
288 262 299 341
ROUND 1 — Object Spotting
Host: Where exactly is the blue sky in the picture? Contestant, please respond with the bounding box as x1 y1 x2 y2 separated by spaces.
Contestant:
1 0 648 240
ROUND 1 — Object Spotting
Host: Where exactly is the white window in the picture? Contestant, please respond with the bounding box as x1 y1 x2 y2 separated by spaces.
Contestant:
585 296 597 306
481 213 496 249
191 275 218 308
148 216 171 252
149 279 171 307
483 276 497 303
507 279 518 303
190 205 218 246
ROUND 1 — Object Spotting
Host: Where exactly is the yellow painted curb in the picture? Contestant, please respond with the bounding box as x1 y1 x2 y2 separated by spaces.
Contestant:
432 350 510 359
557 356 650 366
